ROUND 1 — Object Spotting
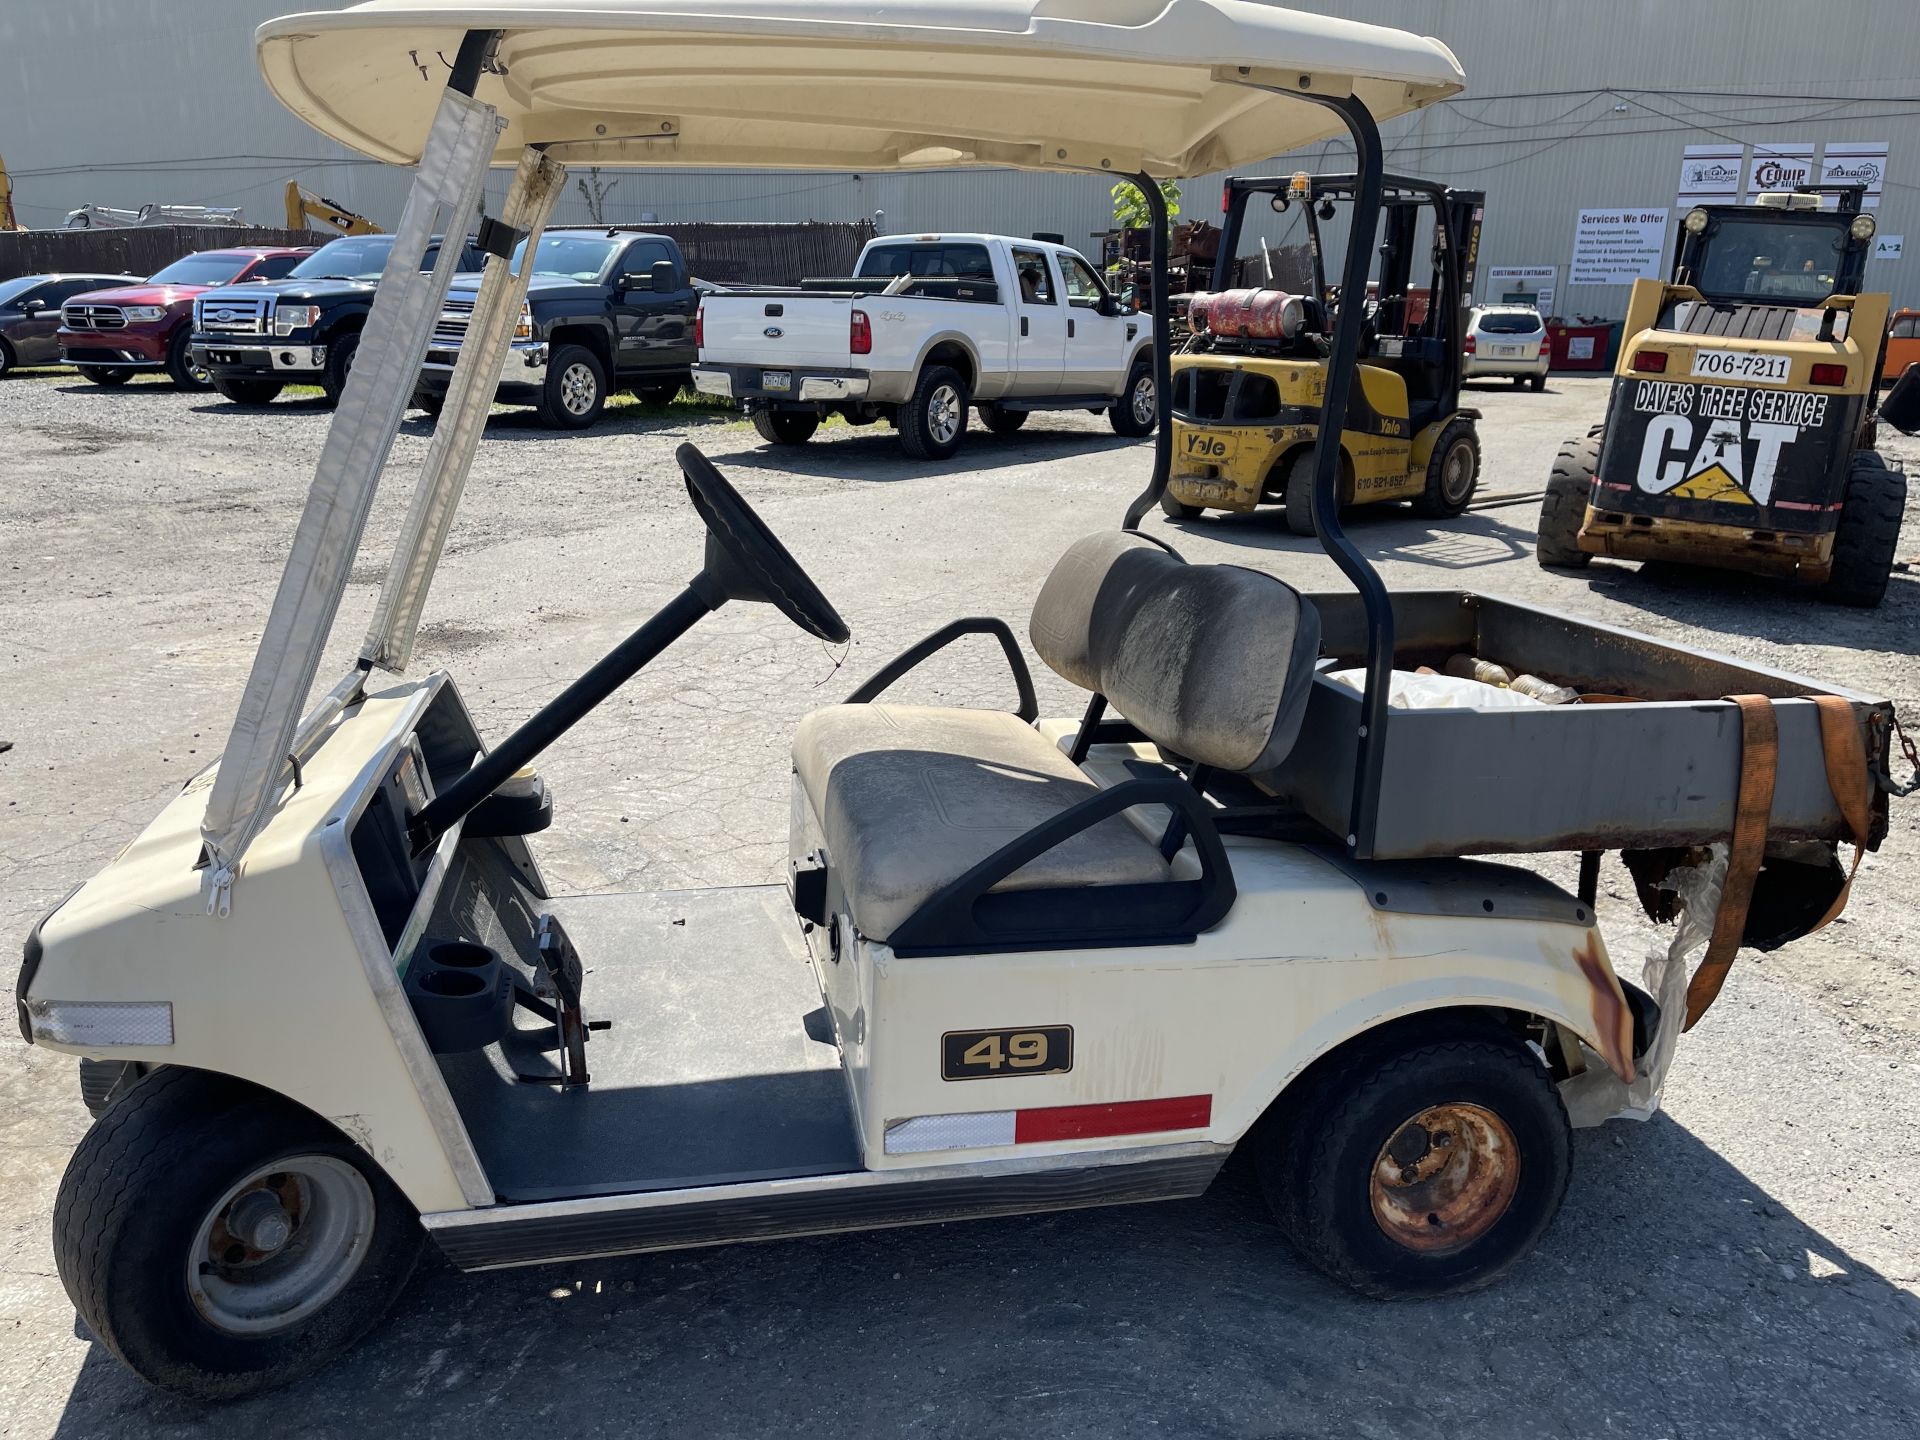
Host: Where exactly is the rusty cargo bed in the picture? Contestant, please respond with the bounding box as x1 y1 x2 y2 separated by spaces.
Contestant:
1259 591 1892 860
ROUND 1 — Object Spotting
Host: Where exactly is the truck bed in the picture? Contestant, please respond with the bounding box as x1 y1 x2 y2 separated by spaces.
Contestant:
1259 591 1891 858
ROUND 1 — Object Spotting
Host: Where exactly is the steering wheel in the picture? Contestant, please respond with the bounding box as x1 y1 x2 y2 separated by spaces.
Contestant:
676 443 849 643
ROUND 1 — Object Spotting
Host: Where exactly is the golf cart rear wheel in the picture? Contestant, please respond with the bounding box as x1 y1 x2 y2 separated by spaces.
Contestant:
1108 361 1157 438
1259 1028 1571 1299
752 408 820 445
53 1067 423 1400
1412 419 1480 518
899 364 969 461
978 402 1029 434
1823 451 1906 608
1537 434 1599 568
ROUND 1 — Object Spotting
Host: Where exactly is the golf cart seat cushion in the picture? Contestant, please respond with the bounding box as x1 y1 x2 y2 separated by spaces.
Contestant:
792 703 1173 943
1029 531 1321 774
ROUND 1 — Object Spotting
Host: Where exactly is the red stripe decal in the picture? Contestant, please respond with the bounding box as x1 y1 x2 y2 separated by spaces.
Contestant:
1014 1095 1212 1144
1598 481 1633 491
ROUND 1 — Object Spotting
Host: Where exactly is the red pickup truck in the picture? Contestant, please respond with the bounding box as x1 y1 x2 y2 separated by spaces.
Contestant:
58 247 311 389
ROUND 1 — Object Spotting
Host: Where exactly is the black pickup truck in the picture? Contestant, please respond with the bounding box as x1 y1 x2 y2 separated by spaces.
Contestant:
412 227 703 429
191 233 485 407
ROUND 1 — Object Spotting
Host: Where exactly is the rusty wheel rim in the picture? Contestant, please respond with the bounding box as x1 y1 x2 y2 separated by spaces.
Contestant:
1368 1102 1519 1255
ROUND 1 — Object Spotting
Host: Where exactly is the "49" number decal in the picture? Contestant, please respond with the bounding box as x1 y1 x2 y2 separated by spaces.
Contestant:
941 1025 1073 1081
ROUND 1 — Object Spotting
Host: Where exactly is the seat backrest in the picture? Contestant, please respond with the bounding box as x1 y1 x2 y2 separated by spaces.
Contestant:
1028 531 1321 774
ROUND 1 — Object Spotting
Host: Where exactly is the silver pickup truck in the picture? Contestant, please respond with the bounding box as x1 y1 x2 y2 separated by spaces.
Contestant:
693 232 1158 459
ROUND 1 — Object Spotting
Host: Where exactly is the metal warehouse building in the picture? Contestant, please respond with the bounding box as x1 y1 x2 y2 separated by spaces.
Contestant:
4 0 1917 317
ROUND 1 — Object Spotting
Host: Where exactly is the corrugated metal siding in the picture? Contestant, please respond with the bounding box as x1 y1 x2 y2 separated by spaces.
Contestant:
3 0 1917 310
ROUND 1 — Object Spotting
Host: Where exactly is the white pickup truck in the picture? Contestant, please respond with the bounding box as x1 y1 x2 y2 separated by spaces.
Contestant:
692 233 1157 459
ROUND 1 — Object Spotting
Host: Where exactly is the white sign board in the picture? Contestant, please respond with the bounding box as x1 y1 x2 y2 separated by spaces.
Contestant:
1677 144 1743 207
1822 141 1889 209
1569 209 1669 286
1487 265 1556 316
1874 234 1904 263
1748 144 1814 195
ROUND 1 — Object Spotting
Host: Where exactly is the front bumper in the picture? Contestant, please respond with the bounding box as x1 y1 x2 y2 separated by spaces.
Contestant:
58 327 168 366
419 339 549 395
695 362 871 404
194 339 328 375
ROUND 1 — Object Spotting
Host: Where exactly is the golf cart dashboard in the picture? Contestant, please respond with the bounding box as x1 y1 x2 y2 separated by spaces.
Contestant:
351 736 440 949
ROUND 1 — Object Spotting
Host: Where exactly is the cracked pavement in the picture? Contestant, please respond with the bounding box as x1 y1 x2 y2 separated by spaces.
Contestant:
1 371 1917 1438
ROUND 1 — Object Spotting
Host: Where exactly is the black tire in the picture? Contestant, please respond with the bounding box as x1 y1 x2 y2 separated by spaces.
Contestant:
212 376 284 405
1823 451 1907 607
1411 418 1481 518
78 1059 152 1119
79 365 133 387
1108 361 1158 438
0 338 14 377
1512 375 1527 389
1159 489 1204 520
535 343 607 430
978 402 1029 435
412 389 444 418
1283 448 1321 537
53 1068 423 1400
1530 373 1547 393
166 328 213 391
898 364 970 461
634 378 682 406
1538 434 1599 569
319 332 360 406
1258 1026 1572 1299
751 408 820 446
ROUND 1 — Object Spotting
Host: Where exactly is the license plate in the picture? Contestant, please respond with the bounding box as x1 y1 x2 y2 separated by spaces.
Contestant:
1692 348 1790 382
1494 345 1521 357
762 369 792 392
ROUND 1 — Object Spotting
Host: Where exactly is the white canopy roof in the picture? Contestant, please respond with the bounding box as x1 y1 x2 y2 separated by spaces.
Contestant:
258 0 1465 177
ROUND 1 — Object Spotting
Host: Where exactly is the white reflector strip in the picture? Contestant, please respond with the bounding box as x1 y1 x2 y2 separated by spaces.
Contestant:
884 1110 1015 1155
28 1000 174 1047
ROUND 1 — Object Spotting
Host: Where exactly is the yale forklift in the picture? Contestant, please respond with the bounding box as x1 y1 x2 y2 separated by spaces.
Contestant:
1538 185 1914 606
1163 172 1485 535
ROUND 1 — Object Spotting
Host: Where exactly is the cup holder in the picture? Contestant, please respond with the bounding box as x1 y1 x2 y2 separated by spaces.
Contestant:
405 937 513 1054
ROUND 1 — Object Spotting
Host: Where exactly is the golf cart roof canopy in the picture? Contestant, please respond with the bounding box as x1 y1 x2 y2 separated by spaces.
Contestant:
257 0 1465 176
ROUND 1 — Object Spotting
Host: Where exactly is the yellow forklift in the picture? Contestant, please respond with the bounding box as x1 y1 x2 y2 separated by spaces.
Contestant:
1538 186 1913 606
1163 172 1485 536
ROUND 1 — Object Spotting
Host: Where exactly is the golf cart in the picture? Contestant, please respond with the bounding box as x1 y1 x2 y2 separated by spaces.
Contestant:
1162 172 1485 530
17 0 1908 1401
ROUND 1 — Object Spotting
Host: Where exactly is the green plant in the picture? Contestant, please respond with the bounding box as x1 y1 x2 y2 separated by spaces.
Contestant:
1111 178 1181 230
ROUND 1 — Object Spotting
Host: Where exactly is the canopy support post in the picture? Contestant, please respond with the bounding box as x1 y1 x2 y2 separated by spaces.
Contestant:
1122 174 1174 530
1305 95 1393 859
198 30 503 907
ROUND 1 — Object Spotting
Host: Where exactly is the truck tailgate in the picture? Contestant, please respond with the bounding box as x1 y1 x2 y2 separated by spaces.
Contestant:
699 293 852 369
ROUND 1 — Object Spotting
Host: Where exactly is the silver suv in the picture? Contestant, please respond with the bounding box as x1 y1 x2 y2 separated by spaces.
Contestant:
1464 305 1548 390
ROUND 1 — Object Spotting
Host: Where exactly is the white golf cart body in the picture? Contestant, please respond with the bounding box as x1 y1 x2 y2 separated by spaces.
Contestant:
18 2 1897 1380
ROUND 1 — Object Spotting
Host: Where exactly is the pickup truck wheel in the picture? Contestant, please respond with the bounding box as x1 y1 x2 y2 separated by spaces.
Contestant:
212 377 283 405
166 328 213 390
1411 419 1480 518
1259 1027 1571 1299
319 334 359 406
1108 362 1158 438
978 403 1028 435
412 390 443 418
899 365 969 461
536 345 607 430
1537 434 1599 569
79 366 132 387
1823 451 1907 607
634 379 682 406
751 408 819 445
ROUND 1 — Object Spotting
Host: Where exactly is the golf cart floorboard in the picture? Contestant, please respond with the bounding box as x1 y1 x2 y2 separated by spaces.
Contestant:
434 886 860 1204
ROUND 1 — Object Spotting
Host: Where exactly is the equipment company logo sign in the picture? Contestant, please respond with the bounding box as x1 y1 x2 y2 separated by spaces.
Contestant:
1821 141 1890 209
1627 379 1830 506
1748 144 1814 195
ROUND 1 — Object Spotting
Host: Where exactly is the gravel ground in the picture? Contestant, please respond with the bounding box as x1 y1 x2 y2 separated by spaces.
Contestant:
1 367 1917 1438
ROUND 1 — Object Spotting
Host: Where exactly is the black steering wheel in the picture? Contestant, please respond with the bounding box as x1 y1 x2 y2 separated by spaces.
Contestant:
677 443 849 643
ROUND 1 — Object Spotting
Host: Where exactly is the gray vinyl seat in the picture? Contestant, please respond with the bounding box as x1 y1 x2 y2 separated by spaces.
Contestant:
791 530 1321 945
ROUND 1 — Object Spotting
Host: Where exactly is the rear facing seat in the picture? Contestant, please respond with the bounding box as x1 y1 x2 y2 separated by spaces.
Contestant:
791 530 1321 950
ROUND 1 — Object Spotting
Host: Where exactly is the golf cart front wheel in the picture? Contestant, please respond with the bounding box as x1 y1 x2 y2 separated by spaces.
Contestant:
1259 1027 1572 1299
53 1067 423 1400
